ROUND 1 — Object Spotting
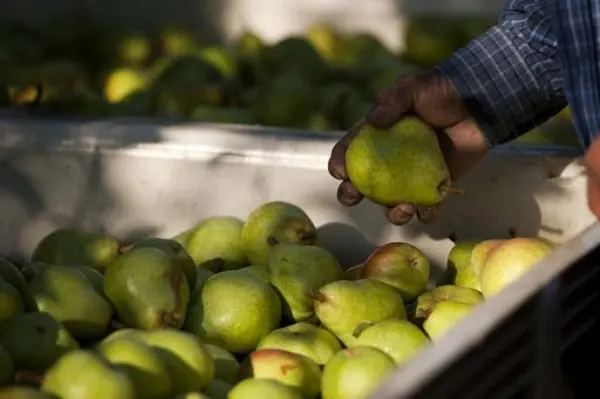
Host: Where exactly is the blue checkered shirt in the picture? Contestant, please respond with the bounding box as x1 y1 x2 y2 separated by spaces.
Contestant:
436 0 600 150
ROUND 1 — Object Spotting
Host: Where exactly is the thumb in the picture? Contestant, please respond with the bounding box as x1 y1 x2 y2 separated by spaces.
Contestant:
366 74 418 129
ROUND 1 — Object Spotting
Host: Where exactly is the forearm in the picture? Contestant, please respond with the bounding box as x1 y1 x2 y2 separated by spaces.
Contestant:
552 0 600 149
435 0 566 148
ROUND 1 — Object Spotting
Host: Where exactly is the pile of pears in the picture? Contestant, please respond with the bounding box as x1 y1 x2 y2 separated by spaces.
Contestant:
0 16 578 146
0 198 555 398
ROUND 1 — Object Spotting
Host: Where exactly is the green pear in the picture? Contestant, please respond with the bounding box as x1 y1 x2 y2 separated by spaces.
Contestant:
269 243 343 322
104 247 190 329
321 346 396 399
345 117 452 206
250 72 317 128
103 67 148 103
64 264 106 298
0 277 24 323
238 265 270 283
177 216 246 272
102 328 140 344
470 239 506 279
97 337 172 398
228 378 303 399
351 319 429 366
262 37 328 83
204 379 233 399
185 270 281 353
172 393 211 399
0 386 53 398
0 259 36 310
134 329 215 394
314 279 406 346
423 300 477 341
363 242 430 302
446 241 480 291
480 237 554 297
412 285 484 325
42 350 136 399
257 322 342 365
26 265 112 340
204 344 239 384
128 237 197 290
0 312 79 371
0 342 14 385
343 264 365 281
239 349 321 398
31 228 121 272
241 201 317 267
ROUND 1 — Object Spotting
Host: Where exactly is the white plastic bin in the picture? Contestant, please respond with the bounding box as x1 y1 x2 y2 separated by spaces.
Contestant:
0 114 597 397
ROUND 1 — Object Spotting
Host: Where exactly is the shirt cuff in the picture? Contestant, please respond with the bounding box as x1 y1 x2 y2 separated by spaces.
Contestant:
435 25 565 148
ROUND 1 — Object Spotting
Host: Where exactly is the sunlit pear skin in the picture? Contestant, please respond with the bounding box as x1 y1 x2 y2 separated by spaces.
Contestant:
345 117 451 206
470 239 506 279
480 237 555 297
446 241 481 291
412 285 484 324
363 242 430 302
351 318 430 366
228 378 304 399
423 300 477 341
256 322 342 365
321 346 395 399
313 279 406 347
239 349 321 398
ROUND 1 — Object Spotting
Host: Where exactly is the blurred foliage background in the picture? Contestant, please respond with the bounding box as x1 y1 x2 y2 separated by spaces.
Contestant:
0 13 579 147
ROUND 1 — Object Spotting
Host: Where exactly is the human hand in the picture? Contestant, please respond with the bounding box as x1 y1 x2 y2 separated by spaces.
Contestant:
328 70 488 225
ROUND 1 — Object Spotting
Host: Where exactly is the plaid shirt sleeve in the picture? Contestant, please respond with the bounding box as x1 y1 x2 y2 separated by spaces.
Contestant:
552 0 600 149
435 0 567 148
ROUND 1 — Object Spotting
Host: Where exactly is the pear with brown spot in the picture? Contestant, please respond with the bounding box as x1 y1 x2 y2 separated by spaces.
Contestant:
104 247 190 330
239 349 321 399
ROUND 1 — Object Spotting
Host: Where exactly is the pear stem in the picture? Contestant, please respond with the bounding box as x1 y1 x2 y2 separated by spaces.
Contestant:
445 187 465 195
508 227 518 239
438 178 465 196
14 370 44 387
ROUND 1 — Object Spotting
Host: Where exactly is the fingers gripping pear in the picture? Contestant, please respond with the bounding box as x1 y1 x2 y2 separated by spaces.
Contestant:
345 116 453 206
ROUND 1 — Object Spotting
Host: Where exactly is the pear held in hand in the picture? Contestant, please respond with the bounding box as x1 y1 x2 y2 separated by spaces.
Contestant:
345 116 454 206
363 242 430 302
